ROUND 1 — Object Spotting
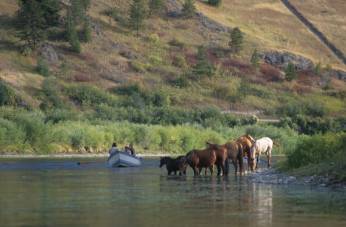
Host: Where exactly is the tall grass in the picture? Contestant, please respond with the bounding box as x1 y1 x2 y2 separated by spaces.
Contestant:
0 107 298 154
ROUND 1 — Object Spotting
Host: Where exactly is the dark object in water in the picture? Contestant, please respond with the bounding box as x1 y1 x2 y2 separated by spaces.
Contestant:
160 156 187 175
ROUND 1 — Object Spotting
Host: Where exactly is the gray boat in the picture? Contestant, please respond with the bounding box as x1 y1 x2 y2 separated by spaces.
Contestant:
107 152 142 167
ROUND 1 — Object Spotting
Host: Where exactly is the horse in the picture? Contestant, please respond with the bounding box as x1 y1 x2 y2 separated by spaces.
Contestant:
206 142 229 176
206 142 244 176
159 156 188 175
236 134 256 171
250 137 273 169
185 148 217 176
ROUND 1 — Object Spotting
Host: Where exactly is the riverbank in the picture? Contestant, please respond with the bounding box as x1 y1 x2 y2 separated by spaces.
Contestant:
0 153 173 158
248 168 346 189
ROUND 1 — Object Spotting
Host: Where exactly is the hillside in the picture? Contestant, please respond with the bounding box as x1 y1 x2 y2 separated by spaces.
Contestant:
0 0 345 153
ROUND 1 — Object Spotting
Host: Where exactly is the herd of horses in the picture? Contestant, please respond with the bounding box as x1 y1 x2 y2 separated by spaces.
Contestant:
159 135 273 176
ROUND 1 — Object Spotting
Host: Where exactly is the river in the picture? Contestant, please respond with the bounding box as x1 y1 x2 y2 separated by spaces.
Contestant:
0 157 345 227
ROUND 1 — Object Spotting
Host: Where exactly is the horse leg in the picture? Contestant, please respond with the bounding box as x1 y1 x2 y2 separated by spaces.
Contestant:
239 156 244 176
256 154 259 170
267 147 272 168
199 167 203 176
209 166 213 175
224 159 229 176
233 160 237 176
217 164 221 176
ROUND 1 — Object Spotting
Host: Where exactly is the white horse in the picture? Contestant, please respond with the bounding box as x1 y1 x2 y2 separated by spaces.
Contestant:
250 137 273 169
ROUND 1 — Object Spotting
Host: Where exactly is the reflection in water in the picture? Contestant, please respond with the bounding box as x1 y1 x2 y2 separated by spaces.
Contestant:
0 158 345 227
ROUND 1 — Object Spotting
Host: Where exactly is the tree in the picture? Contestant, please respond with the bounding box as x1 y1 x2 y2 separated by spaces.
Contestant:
41 0 61 27
182 0 196 18
17 0 47 49
229 27 243 54
66 8 81 53
192 46 215 79
149 0 164 16
208 0 222 7
250 49 260 69
285 62 297 81
129 0 147 37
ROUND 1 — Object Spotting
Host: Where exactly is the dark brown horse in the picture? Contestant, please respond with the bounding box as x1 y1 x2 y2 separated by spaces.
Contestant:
206 142 244 176
236 134 256 171
160 156 187 175
185 148 217 176
206 142 229 176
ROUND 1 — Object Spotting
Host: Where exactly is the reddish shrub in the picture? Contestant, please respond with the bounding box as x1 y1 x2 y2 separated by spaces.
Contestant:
260 64 284 82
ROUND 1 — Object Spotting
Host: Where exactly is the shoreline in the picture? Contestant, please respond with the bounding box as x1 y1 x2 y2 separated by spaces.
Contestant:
0 153 173 158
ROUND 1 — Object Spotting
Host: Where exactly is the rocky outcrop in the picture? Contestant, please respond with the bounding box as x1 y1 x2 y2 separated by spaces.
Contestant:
166 0 183 17
261 51 314 71
196 12 231 33
39 43 59 64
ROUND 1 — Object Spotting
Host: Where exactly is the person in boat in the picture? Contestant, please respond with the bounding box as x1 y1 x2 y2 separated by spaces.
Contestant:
124 143 136 156
109 142 120 156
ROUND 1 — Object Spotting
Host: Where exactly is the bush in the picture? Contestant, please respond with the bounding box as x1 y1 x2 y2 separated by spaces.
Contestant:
208 0 221 7
286 133 346 169
36 57 50 77
182 0 196 18
0 81 17 106
66 85 118 107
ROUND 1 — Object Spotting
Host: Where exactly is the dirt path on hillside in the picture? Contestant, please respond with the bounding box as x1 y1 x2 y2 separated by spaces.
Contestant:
281 0 346 65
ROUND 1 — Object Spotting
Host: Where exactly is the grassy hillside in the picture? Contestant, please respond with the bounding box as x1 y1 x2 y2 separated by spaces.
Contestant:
197 0 346 70
0 0 345 154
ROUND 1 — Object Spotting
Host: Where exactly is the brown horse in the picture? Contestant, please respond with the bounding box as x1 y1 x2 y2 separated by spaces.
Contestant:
160 156 187 175
225 142 244 175
236 134 256 171
185 148 217 176
206 142 229 176
206 142 244 176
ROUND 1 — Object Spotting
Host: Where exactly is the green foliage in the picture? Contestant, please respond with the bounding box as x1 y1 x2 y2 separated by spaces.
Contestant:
314 62 322 76
129 0 147 36
182 0 196 18
250 48 260 69
17 0 47 49
192 46 215 79
66 85 118 107
40 77 64 110
82 18 92 42
0 81 17 106
229 27 243 54
66 8 81 53
208 0 222 7
286 133 346 169
149 0 164 16
285 62 297 81
41 0 61 27
36 57 50 77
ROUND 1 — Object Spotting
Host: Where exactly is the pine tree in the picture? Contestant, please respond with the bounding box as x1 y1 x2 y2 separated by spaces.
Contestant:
192 46 215 79
129 0 147 37
82 18 92 42
285 63 297 81
149 0 164 16
182 0 196 18
250 49 260 69
17 0 47 49
66 9 81 53
41 0 61 27
229 27 243 54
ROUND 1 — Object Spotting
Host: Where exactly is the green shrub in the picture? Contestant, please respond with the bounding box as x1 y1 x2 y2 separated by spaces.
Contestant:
0 81 17 106
208 0 221 7
66 85 118 106
36 57 50 77
286 133 346 169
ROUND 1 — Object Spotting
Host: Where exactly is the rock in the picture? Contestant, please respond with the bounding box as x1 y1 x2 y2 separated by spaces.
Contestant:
166 0 183 17
329 69 346 81
261 51 314 71
39 43 59 64
91 21 102 36
111 42 138 59
196 12 231 33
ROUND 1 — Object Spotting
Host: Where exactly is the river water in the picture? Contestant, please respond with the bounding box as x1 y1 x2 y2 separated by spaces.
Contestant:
0 158 345 227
